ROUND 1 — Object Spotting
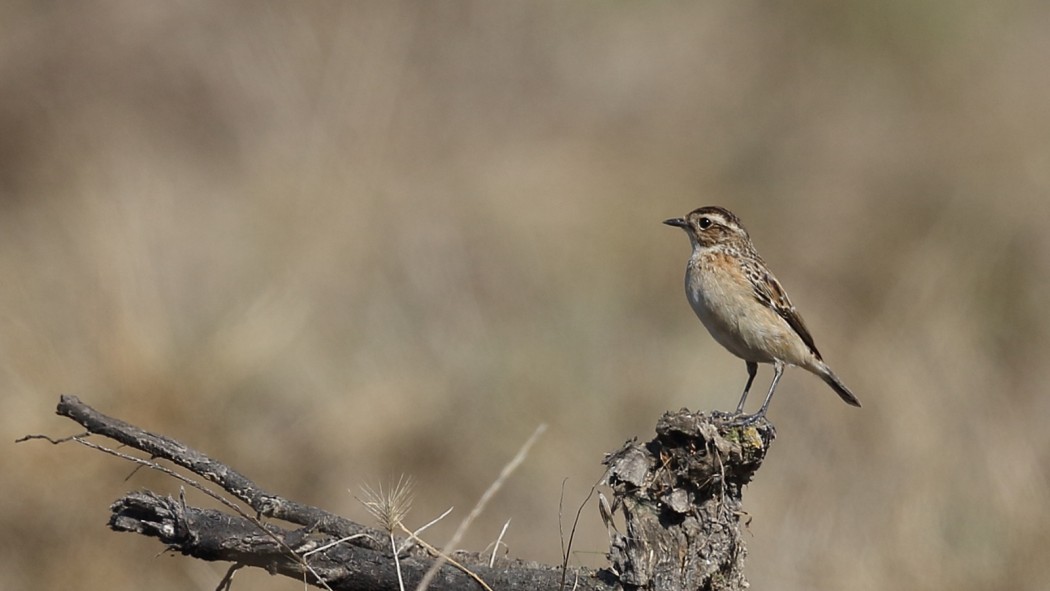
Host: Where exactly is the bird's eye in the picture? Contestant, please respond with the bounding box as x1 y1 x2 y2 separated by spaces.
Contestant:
698 217 712 230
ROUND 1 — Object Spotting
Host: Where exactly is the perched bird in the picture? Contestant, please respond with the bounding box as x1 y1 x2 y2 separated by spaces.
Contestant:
664 206 860 421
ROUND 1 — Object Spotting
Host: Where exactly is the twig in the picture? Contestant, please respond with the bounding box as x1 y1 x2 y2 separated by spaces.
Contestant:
215 563 242 591
397 506 454 555
558 469 610 591
301 534 377 558
488 519 511 567
397 524 494 591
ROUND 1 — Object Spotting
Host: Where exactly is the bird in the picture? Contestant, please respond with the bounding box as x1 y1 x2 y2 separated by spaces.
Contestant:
664 206 860 422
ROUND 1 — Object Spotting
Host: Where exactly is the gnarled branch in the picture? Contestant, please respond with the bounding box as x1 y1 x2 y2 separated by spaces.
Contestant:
24 395 774 591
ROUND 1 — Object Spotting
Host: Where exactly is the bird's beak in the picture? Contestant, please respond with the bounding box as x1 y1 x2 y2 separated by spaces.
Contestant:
663 217 688 228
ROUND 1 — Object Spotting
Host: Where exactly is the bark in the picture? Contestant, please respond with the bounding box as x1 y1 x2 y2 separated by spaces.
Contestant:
602 410 775 590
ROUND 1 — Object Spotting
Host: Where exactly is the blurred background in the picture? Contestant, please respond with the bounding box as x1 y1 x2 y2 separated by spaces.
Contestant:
3 2 1049 590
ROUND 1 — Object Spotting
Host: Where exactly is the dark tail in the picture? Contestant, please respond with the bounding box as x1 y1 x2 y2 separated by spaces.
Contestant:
820 366 861 407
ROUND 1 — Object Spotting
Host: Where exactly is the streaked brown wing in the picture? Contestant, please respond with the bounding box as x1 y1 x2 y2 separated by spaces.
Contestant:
749 266 823 360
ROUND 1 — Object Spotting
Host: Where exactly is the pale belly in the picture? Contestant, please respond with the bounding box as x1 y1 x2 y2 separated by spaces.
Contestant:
685 264 813 367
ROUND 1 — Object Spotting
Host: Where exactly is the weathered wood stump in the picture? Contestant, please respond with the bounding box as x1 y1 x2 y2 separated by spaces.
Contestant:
602 409 775 591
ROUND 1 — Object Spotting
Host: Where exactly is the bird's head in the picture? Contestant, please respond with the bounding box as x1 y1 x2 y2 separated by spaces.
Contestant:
663 206 750 250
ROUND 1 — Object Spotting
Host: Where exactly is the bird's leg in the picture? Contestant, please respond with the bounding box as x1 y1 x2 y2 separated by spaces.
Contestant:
756 360 785 417
734 361 759 415
737 360 784 425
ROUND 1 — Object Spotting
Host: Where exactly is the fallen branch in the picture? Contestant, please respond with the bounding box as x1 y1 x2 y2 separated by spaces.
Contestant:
21 395 774 590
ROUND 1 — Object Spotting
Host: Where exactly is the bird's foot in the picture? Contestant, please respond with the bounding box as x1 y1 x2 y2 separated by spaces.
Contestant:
710 409 739 421
725 412 766 427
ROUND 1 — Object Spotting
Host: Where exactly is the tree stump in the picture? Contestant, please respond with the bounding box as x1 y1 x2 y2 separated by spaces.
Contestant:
602 409 775 591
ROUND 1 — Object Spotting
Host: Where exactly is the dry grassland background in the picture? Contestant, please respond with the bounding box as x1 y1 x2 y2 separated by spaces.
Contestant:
3 2 1049 590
